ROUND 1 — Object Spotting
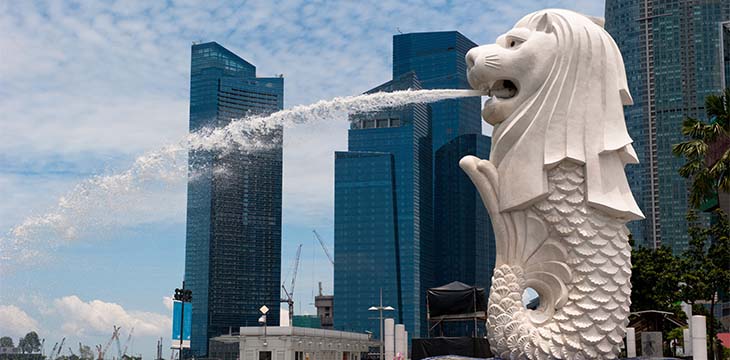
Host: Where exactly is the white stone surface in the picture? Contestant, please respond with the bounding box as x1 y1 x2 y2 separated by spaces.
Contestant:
460 8 643 360
692 315 708 360
403 330 408 360
626 327 636 358
395 324 405 359
683 328 691 356
384 318 395 360
682 301 693 355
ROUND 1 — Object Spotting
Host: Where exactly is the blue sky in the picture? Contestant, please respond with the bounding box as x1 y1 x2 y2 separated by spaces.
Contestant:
0 0 603 358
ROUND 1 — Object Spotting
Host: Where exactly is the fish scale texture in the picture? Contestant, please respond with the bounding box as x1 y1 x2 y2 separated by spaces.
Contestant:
487 162 632 360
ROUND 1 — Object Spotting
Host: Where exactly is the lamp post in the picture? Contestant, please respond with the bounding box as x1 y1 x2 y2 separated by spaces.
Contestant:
368 288 394 360
259 305 269 346
173 282 192 360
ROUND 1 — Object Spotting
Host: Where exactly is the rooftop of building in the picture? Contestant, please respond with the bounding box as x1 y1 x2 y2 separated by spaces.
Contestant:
211 326 373 341
192 41 255 69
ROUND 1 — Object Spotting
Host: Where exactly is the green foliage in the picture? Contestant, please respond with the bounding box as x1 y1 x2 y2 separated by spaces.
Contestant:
17 333 40 355
0 337 13 348
678 207 730 359
630 245 682 314
666 327 686 357
673 88 730 207
77 345 93 360
0 354 44 360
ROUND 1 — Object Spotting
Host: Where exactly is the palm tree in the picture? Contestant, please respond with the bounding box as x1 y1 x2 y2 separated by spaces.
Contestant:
673 88 730 359
672 88 730 208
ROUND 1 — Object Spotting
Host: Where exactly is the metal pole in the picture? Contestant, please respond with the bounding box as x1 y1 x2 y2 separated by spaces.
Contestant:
380 288 384 360
473 289 477 337
179 281 185 360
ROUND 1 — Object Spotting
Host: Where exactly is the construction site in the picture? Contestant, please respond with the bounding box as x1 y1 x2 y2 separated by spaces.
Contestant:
281 230 335 330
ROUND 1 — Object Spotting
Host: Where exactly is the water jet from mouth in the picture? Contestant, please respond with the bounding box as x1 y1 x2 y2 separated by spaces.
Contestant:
1 88 485 272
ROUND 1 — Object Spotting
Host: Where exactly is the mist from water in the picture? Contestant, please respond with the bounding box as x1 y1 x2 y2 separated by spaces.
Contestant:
1 89 484 272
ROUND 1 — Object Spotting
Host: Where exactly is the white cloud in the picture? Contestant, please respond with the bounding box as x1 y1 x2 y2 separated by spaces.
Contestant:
0 1 606 271
0 1 607 357
0 305 40 337
53 295 171 338
162 296 173 312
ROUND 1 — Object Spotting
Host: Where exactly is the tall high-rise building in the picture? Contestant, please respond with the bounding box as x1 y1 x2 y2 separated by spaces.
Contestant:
605 0 730 251
434 134 493 290
393 32 482 152
333 31 495 340
334 72 433 338
394 32 495 292
185 42 283 357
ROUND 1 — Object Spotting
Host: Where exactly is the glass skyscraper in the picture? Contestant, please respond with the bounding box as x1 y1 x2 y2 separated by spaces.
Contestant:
185 42 283 356
434 134 493 291
605 0 730 251
334 72 432 338
393 32 482 152
334 32 495 340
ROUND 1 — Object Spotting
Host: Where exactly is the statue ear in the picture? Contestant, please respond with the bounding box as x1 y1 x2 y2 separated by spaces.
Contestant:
535 13 554 33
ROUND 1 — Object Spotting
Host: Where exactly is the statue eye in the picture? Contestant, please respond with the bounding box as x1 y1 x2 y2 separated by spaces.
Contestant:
508 38 523 48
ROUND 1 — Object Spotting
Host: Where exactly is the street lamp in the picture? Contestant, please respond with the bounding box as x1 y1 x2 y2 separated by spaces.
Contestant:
369 288 394 360
173 282 192 360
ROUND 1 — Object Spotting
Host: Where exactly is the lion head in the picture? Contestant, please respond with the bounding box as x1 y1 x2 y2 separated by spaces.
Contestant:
464 9 644 220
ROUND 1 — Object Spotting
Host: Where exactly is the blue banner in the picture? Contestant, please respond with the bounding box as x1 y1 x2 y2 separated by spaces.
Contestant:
171 300 192 348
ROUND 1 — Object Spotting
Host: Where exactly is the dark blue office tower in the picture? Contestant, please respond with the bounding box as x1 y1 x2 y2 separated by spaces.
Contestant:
334 31 495 340
334 72 432 338
395 32 496 310
433 134 494 293
393 32 482 152
185 42 283 357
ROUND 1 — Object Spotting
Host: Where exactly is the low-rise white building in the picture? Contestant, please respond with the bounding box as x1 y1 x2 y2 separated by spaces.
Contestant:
209 327 376 360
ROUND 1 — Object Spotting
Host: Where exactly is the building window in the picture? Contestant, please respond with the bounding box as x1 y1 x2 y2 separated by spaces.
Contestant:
259 351 272 360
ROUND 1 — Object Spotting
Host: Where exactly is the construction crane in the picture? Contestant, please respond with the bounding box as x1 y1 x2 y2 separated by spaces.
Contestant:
120 327 134 358
312 230 334 266
280 244 302 325
56 338 65 360
114 330 123 359
97 326 120 360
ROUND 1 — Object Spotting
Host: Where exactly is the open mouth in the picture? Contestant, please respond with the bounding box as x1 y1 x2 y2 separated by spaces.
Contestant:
486 79 518 99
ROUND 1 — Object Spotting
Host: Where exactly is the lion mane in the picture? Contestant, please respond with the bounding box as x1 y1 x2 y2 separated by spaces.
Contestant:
489 9 644 221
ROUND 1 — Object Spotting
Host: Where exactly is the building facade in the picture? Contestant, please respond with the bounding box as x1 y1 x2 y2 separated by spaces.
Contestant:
208 327 374 360
334 72 432 338
185 42 284 357
333 32 495 340
434 134 493 289
605 0 730 251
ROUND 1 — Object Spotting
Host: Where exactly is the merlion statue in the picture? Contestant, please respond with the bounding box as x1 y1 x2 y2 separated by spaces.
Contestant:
459 9 644 360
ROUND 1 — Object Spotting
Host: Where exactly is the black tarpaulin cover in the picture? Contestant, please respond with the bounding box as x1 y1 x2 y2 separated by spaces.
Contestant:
411 337 492 360
427 281 487 317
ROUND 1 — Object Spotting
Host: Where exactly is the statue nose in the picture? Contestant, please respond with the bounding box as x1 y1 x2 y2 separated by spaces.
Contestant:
466 48 478 69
